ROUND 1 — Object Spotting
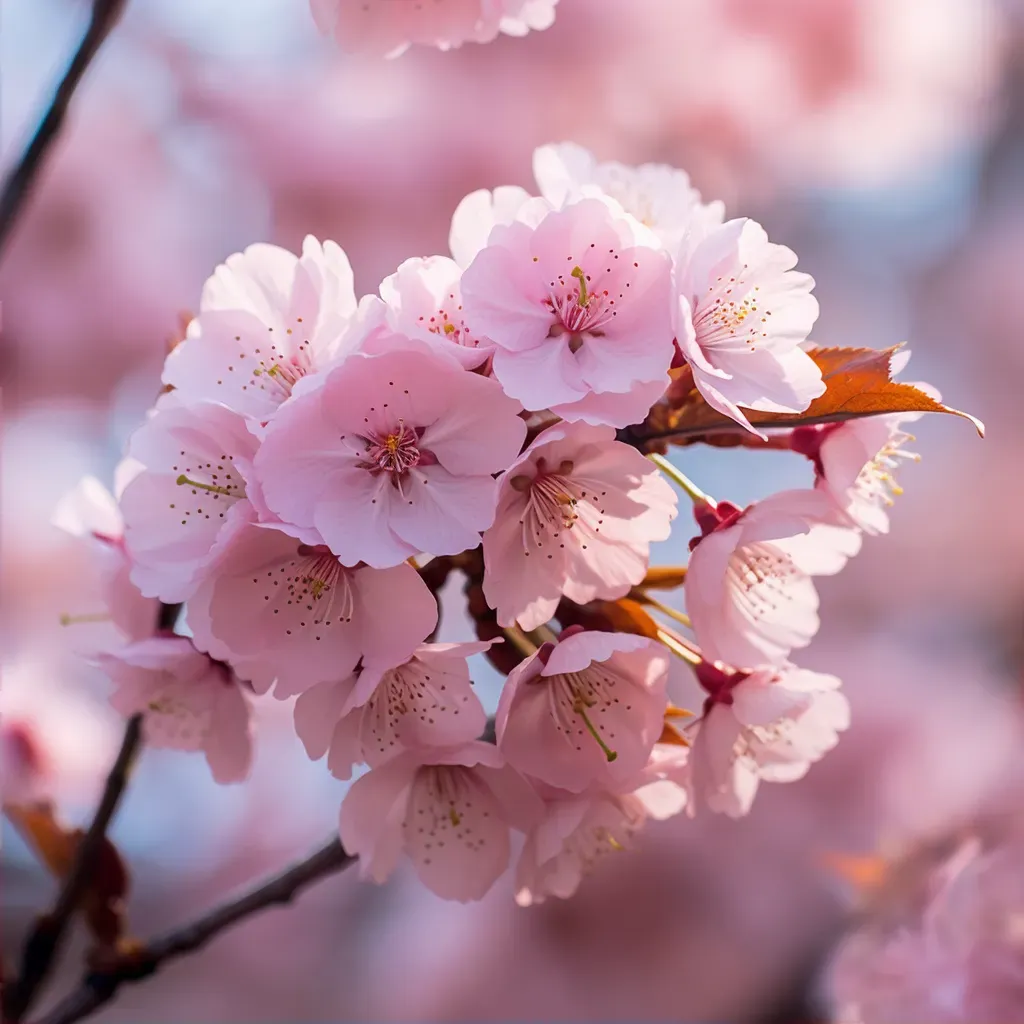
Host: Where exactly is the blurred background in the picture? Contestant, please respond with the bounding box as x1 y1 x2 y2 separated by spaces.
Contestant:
2 0 1022 1020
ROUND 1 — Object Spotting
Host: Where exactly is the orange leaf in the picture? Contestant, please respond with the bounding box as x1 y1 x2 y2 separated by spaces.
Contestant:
639 345 984 446
658 722 691 747
4 801 130 946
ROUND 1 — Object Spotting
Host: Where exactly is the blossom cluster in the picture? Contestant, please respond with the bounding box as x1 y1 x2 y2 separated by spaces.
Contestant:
58 142 934 905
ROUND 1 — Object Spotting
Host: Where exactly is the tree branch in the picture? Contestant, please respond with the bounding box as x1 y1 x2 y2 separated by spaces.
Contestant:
31 838 356 1024
4 716 142 1022
0 0 129 256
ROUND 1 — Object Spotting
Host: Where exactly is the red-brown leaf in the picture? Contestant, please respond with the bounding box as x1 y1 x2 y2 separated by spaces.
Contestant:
638 345 984 446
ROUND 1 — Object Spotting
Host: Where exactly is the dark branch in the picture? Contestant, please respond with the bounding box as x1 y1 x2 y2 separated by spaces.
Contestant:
31 838 356 1024
4 715 142 1022
0 0 129 257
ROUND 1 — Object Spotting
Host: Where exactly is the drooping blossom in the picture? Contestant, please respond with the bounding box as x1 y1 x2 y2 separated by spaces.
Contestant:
379 256 491 369
482 422 677 630
162 236 365 423
52 475 159 643
674 218 824 434
829 832 1024 1023
98 636 253 784
790 415 923 535
686 658 849 817
532 142 725 249
339 741 542 902
685 489 862 667
310 0 559 57
496 629 669 792
119 399 261 602
460 197 675 427
255 336 526 568
186 523 437 696
293 641 491 779
514 789 649 906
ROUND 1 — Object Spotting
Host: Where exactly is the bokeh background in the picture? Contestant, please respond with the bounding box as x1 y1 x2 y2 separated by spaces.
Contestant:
2 0 1022 1020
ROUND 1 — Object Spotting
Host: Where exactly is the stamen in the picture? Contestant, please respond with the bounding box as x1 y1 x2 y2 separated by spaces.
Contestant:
570 265 590 307
176 474 234 496
574 696 618 762
59 611 112 626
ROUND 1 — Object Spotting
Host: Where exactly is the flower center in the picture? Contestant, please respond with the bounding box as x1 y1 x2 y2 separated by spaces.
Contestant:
293 544 355 624
544 663 628 762
726 542 799 620
693 267 770 352
856 430 919 506
359 422 438 481
546 264 616 350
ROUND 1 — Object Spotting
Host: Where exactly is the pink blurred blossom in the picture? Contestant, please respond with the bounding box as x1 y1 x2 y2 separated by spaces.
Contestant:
310 0 558 57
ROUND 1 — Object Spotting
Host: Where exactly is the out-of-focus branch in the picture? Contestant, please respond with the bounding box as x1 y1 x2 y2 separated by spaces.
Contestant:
31 838 356 1024
3 716 142 1022
0 0 129 256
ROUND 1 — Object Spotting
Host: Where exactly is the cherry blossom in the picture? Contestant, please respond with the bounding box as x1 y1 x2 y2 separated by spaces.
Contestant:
448 186 533 270
685 489 862 667
482 422 677 630
379 256 491 369
98 636 253 784
496 629 669 792
829 834 1024 1023
532 142 725 249
675 218 824 435
514 789 649 906
186 523 437 696
310 0 559 57
791 414 923 535
686 659 849 817
460 197 675 426
293 641 491 779
339 741 542 902
162 236 364 423
254 336 526 568
52 475 159 642
119 399 262 603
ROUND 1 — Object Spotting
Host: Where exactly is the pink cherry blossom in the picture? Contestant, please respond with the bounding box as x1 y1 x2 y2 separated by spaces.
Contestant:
379 256 492 369
254 336 526 568
310 0 558 57
460 197 675 426
514 789 649 906
186 523 437 696
448 186 533 270
686 659 849 817
162 236 364 423
293 641 491 779
98 636 253 784
685 489 862 667
339 741 542 902
52 476 159 642
496 629 669 792
829 833 1024 1024
532 142 725 249
790 415 923 535
675 218 824 435
119 399 261 603
482 422 677 630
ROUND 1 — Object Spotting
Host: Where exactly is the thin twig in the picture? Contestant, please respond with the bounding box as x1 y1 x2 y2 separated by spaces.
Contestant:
31 838 356 1024
4 716 142 1022
0 0 129 256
